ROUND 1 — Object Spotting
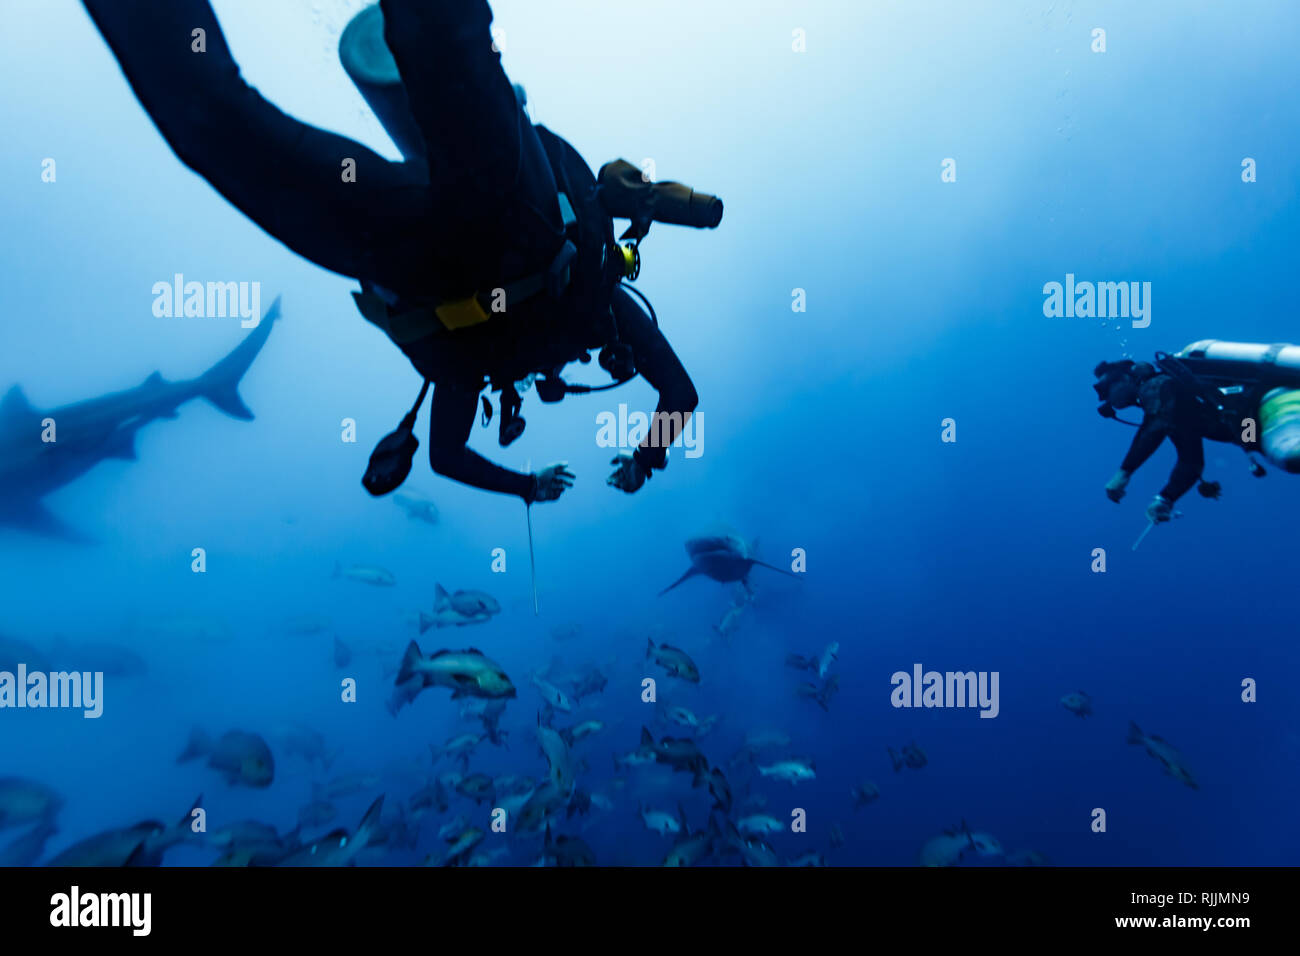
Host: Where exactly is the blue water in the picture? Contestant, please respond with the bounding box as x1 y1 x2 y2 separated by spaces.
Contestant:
1 0 1297 866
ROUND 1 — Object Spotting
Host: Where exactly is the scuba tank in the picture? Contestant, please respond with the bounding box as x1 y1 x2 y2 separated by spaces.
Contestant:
1173 341 1300 473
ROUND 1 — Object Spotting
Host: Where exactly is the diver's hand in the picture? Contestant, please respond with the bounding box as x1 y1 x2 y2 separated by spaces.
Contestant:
532 462 575 503
1197 480 1222 499
1145 494 1174 523
1105 470 1131 503
606 451 647 494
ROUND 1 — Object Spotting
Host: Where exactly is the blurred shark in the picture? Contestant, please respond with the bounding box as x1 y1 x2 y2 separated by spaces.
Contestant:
0 297 279 541
659 534 799 596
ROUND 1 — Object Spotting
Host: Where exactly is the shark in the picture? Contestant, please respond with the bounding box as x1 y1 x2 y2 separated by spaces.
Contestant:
0 297 280 540
659 534 799 596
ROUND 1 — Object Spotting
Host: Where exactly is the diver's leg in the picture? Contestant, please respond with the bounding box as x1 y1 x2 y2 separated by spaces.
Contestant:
82 0 429 284
378 0 525 293
378 0 519 194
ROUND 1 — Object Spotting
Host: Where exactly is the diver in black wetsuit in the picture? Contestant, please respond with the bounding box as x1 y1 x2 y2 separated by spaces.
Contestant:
80 0 718 506
1094 360 1236 522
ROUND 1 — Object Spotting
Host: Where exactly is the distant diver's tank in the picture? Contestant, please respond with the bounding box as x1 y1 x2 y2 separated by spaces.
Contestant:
339 5 528 163
1176 340 1300 377
1176 341 1300 473
339 5 426 162
1259 388 1300 473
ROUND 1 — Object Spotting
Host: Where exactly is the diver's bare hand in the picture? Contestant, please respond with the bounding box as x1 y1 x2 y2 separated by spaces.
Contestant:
607 451 647 493
1105 469 1130 503
532 462 575 503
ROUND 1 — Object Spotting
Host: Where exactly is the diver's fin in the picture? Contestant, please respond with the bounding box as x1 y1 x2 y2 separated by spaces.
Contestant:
196 296 280 421
657 567 699 596
0 502 92 544
1126 721 1144 745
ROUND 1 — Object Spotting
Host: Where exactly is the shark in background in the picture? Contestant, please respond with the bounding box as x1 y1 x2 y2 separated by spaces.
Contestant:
0 297 280 540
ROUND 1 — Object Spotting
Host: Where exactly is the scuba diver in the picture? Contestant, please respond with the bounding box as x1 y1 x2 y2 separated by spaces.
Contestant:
79 0 721 507
1094 341 1300 524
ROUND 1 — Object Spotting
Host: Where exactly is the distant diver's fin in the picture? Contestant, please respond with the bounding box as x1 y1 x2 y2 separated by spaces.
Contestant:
196 295 280 421
0 501 92 543
657 566 699 596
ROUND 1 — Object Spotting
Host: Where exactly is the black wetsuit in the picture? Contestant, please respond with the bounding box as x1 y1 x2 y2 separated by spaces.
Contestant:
82 0 697 503
1120 374 1235 503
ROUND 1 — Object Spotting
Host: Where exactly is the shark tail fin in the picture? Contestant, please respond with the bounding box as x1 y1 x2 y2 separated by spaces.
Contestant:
396 641 423 685
196 295 280 421
355 795 386 849
177 727 211 763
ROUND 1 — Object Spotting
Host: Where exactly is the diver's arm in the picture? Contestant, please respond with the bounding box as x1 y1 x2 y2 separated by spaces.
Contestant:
1161 429 1205 503
81 0 431 285
1119 419 1167 476
613 289 699 473
428 383 537 503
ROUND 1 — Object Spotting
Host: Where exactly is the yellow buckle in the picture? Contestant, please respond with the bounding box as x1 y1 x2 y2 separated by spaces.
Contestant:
435 295 490 330
617 241 641 280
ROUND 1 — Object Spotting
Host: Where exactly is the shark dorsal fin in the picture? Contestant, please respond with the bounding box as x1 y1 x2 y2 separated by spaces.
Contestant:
1 385 36 420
